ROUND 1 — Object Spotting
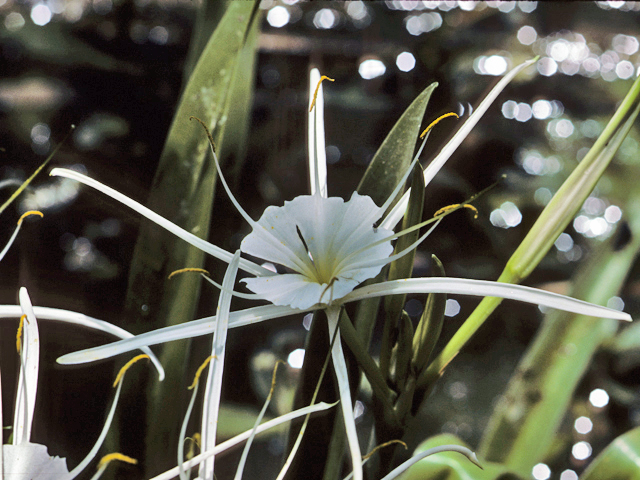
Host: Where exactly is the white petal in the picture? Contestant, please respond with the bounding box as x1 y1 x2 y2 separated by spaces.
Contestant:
340 278 632 321
381 58 537 230
242 273 327 309
294 194 393 280
14 288 39 445
327 307 362 480
49 168 270 278
200 250 240 479
309 68 328 198
241 193 394 308
0 305 165 381
240 203 316 277
3 443 69 480
57 304 310 365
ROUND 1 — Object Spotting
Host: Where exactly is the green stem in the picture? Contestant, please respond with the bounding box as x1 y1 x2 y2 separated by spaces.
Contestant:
339 310 398 417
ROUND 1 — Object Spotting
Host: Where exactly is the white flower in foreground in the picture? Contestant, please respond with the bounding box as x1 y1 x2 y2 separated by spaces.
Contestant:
50 61 632 480
1 287 163 480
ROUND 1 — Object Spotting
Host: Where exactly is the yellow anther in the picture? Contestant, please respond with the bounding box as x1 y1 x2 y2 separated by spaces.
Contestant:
309 75 335 112
420 112 459 138
189 116 217 153
189 356 214 390
97 453 138 470
17 210 43 226
269 360 286 397
192 432 201 447
16 314 27 354
168 267 210 280
113 354 150 387
434 203 478 219
362 439 408 461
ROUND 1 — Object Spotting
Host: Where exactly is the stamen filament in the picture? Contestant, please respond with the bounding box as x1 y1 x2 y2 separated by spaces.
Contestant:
189 356 213 390
168 267 210 279
309 75 335 112
382 57 538 230
16 314 26 353
17 210 43 225
363 440 408 461
202 275 265 300
113 354 150 387
97 453 138 470
433 203 478 219
420 112 459 138
191 117 318 279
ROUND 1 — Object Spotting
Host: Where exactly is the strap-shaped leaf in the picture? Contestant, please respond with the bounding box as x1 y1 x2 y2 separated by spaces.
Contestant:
109 2 260 476
357 83 437 207
580 426 640 480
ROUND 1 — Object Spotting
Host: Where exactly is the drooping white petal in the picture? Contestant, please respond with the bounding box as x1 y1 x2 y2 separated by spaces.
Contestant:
326 307 362 480
14 288 39 445
0 305 165 380
340 278 632 321
242 273 328 310
379 444 481 480
149 402 336 480
49 168 271 279
381 57 538 230
199 250 240 480
309 68 328 198
3 443 69 479
57 304 311 366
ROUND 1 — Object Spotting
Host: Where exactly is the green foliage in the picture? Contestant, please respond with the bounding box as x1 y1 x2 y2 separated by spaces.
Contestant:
580 427 640 480
401 434 523 480
423 74 640 385
357 83 437 206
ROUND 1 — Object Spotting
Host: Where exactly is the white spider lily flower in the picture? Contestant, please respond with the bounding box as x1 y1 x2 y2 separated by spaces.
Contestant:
51 60 632 480
240 192 395 309
1 288 152 479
